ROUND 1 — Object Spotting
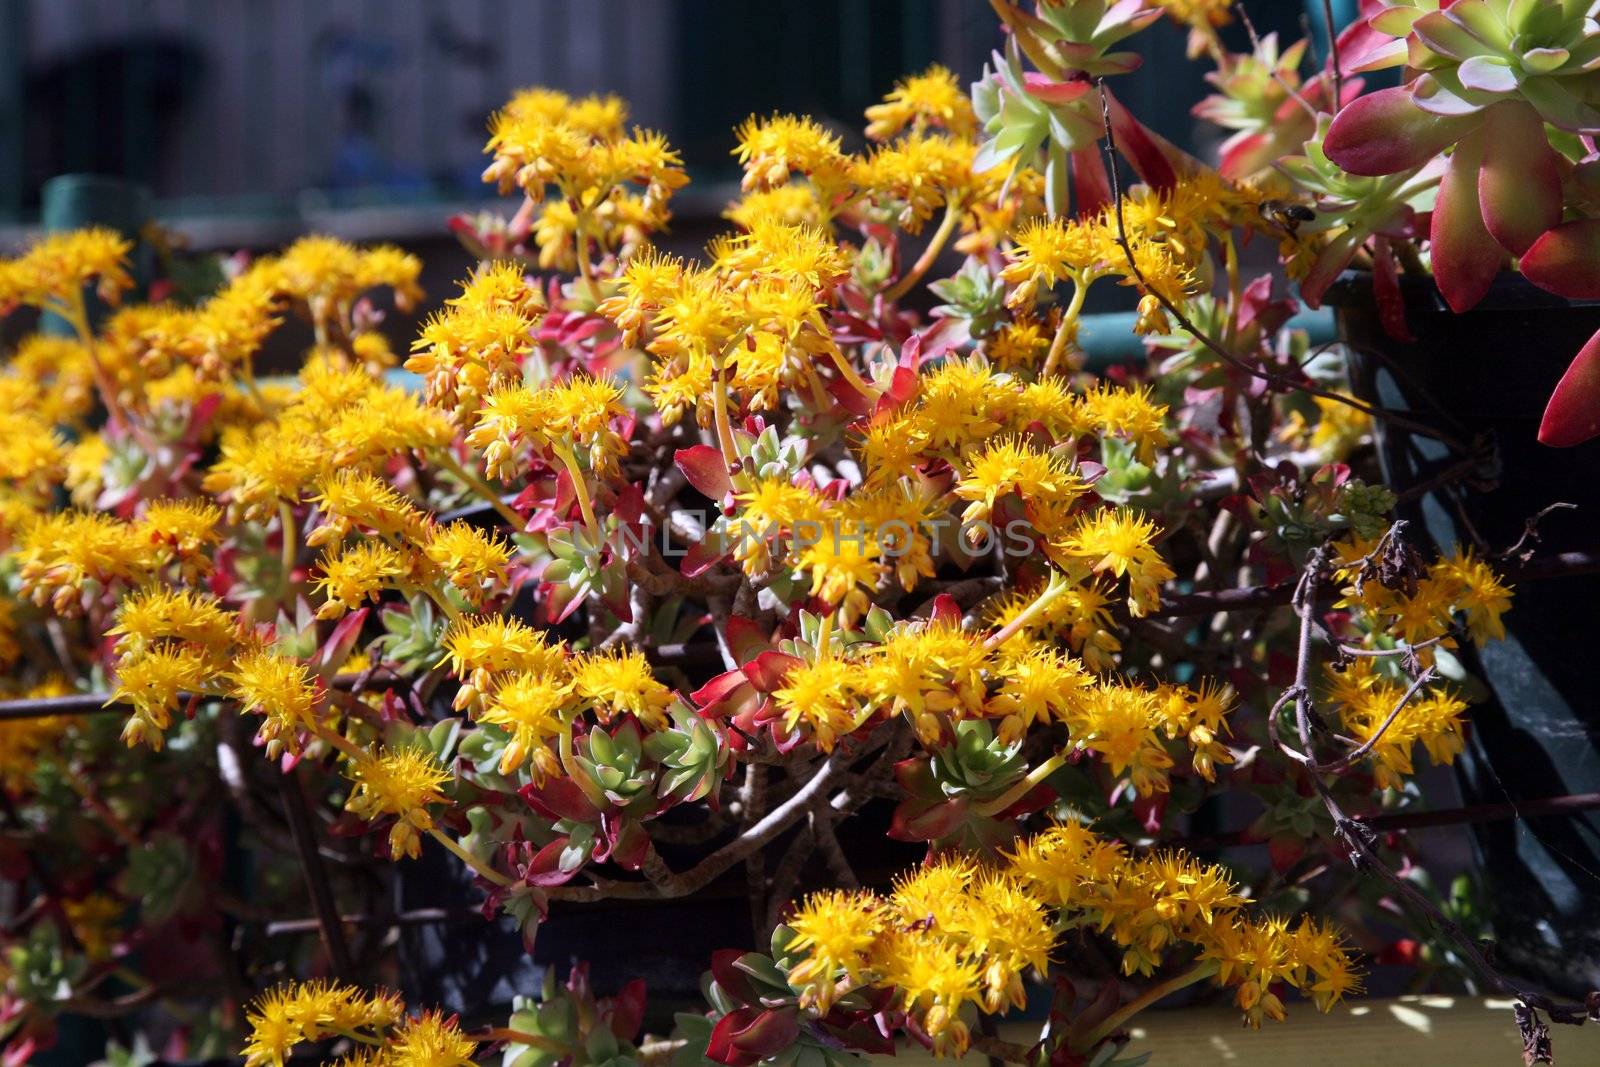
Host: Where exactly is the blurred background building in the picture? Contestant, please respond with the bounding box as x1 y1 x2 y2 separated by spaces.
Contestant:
0 0 1316 246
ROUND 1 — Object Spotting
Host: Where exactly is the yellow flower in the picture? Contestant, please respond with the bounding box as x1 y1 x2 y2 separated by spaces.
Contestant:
733 114 848 193
387 1011 478 1067
421 521 512 606
1001 217 1097 308
1437 549 1513 644
1055 507 1175 617
786 889 886 1012
865 64 976 141
111 645 212 749
309 470 428 547
440 616 568 709
772 655 863 751
570 647 673 730
314 541 405 619
871 930 981 1057
954 438 1086 528
17 511 161 614
479 671 573 778
107 586 237 659
344 747 453 860
231 651 321 760
0 227 133 311
1069 684 1175 796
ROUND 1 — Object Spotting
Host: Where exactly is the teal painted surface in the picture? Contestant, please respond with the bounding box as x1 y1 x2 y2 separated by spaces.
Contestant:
1079 308 1336 371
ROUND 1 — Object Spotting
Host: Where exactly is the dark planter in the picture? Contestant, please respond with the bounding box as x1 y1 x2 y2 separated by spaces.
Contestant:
1327 271 1600 995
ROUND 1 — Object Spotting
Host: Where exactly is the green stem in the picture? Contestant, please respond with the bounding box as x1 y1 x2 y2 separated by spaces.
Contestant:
973 751 1067 817
553 443 601 544
1075 960 1219 1049
884 198 962 303
278 502 298 601
983 571 1069 651
428 827 513 887
1040 277 1088 379
436 450 526 531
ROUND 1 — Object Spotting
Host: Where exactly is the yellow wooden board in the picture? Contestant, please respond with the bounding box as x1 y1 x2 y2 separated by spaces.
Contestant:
885 997 1594 1066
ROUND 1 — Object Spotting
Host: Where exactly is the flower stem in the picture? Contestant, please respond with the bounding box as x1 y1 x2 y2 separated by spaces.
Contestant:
828 346 879 400
427 827 513 887
984 571 1068 651
1076 959 1219 1049
973 751 1067 817
553 443 602 544
435 450 526 532
709 345 746 490
884 198 962 303
277 502 298 601
1040 277 1087 379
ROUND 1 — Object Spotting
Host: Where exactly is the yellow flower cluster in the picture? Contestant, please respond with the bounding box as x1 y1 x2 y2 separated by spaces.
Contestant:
482 87 686 271
17 501 221 616
441 616 673 779
786 860 1053 1057
772 615 1231 789
0 227 133 312
406 262 546 423
345 747 454 859
243 980 475 1067
786 825 1357 1055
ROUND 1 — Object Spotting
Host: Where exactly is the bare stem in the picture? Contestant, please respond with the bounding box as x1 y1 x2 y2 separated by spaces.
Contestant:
884 199 962 303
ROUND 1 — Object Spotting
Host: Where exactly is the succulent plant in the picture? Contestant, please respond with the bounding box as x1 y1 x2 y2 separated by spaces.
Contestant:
975 1 1193 215
1194 33 1358 180
1318 0 1600 445
1324 0 1600 310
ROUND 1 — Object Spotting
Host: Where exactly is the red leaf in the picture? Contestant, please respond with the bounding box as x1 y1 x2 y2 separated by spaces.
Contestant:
1022 72 1092 105
741 650 802 692
524 837 581 887
606 980 648 1042
1324 85 1480 176
927 594 962 626
708 1008 799 1067
888 797 968 842
1478 101 1561 256
1522 219 1600 300
1371 236 1414 342
711 949 759 1003
724 615 771 666
1070 146 1112 215
310 607 369 680
675 445 734 501
1430 127 1501 313
681 539 730 578
1106 91 1177 190
1538 328 1600 447
520 777 597 822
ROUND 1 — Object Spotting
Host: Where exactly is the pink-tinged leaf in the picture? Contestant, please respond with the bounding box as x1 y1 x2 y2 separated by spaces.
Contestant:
1338 14 1409 73
1430 128 1501 313
1457 55 1517 94
872 366 919 417
888 797 968 842
680 539 729 578
605 980 648 1042
311 607 369 680
1521 219 1600 299
608 819 651 871
928 594 962 626
1324 86 1480 176
893 756 941 799
826 374 874 418
1106 91 1177 190
1478 101 1561 256
1371 236 1415 342
1071 146 1113 214
724 615 771 666
1021 72 1092 104
674 445 733 501
710 949 759 1004
524 838 581 887
741 650 803 692
520 777 597 822
707 1008 800 1067
691 669 749 713
1539 330 1600 447
1299 227 1368 309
